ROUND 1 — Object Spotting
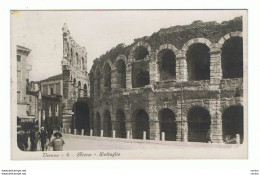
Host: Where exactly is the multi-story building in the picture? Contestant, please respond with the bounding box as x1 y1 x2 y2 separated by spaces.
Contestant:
38 74 63 131
17 45 36 123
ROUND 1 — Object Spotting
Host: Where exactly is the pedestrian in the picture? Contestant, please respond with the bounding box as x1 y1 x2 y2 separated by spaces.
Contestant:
49 132 65 151
22 130 29 151
17 128 25 151
29 129 38 151
39 127 48 151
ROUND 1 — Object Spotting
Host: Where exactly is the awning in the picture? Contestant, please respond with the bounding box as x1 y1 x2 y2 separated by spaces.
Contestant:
17 104 35 119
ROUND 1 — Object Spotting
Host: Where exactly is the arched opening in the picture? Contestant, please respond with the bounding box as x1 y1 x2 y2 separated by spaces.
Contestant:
133 109 150 139
103 63 111 91
76 52 79 67
82 57 84 70
159 108 177 141
158 49 176 80
186 43 210 81
50 87 53 95
73 78 76 85
134 46 149 60
132 68 150 88
83 84 87 97
222 106 243 143
74 101 91 135
96 112 101 136
188 107 211 142
78 81 81 98
221 37 243 78
116 60 126 88
89 73 94 98
70 48 73 59
103 110 112 137
95 68 101 97
116 109 126 138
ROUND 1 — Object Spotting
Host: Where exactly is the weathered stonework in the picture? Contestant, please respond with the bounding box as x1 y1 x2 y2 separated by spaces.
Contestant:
88 16 244 143
61 23 90 130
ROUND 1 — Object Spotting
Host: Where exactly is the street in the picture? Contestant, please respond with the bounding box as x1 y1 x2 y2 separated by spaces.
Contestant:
61 134 235 150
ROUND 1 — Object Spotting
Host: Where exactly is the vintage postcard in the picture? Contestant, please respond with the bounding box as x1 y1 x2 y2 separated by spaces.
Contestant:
11 10 248 160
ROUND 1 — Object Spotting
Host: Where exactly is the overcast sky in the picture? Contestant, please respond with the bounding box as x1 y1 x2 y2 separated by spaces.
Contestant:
11 10 244 81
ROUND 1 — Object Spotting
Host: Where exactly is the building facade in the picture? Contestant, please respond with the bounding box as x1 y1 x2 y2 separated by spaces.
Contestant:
38 74 63 132
17 45 36 123
87 17 244 143
61 24 91 134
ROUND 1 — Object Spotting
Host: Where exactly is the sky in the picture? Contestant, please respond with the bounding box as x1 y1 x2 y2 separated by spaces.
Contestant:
11 10 245 81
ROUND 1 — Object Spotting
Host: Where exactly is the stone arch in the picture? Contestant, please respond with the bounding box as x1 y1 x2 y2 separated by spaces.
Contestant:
156 45 177 80
158 108 177 141
115 54 127 63
222 105 243 144
133 109 150 139
94 66 101 97
183 39 211 81
102 62 112 90
157 44 178 56
187 106 211 142
219 31 243 79
115 58 126 88
182 38 212 52
103 110 112 137
130 41 151 61
50 86 54 95
116 109 126 138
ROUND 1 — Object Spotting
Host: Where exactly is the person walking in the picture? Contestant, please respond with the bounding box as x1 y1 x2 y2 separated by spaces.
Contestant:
39 127 48 151
29 129 38 151
17 129 25 151
49 132 65 151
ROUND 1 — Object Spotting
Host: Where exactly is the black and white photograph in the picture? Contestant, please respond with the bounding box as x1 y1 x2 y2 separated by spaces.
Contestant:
10 10 247 160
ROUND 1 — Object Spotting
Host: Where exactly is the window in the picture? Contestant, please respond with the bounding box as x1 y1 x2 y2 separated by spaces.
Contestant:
43 85 48 95
55 83 60 95
50 87 54 95
17 91 21 102
17 55 21 62
29 96 32 102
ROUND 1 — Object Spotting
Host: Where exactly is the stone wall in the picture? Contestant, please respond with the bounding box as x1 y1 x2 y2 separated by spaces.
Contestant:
89 17 244 143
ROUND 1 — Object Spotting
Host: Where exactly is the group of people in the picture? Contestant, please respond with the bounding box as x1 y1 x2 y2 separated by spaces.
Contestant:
17 127 65 151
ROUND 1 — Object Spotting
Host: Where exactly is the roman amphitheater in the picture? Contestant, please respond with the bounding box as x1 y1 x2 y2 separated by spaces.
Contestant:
58 16 244 143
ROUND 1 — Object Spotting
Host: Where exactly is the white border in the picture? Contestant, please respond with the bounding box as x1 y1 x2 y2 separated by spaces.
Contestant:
1 0 260 175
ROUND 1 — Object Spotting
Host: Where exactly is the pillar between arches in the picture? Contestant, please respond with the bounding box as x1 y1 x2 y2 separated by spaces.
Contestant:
149 120 160 140
149 59 158 84
210 44 222 90
209 99 223 143
126 63 132 91
176 51 188 82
